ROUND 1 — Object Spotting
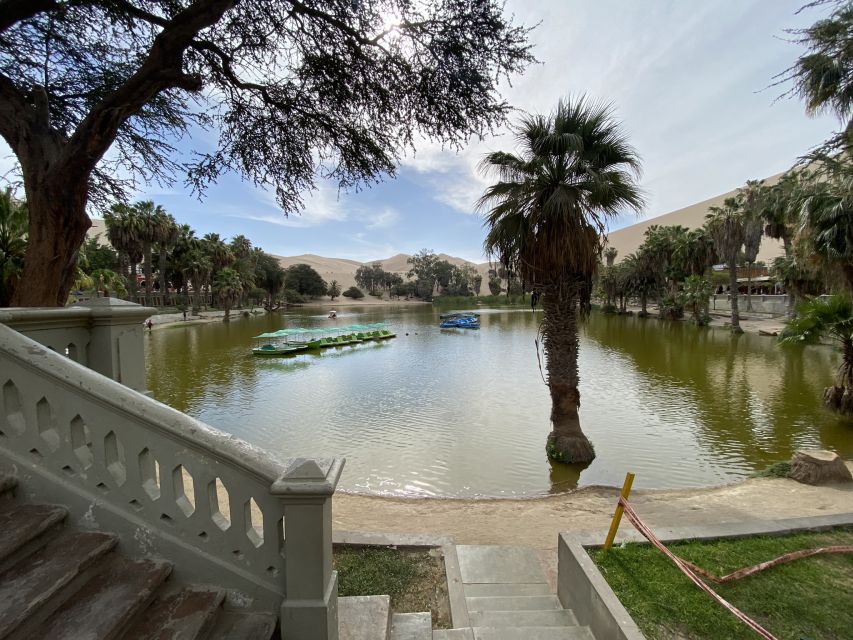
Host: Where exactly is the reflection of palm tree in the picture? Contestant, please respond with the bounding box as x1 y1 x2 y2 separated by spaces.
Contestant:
479 97 643 463
104 204 144 301
706 198 745 333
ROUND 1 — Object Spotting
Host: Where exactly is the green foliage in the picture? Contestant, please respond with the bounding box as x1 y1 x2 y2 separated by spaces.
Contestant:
334 547 424 600
213 267 243 318
590 527 853 640
284 263 327 298
255 252 286 305
283 289 306 304
79 236 118 274
753 461 792 478
407 249 439 299
327 280 341 300
342 286 364 299
681 275 713 325
488 276 502 296
0 187 28 307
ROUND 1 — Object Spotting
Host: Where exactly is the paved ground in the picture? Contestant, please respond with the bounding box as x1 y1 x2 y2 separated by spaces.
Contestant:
333 468 853 552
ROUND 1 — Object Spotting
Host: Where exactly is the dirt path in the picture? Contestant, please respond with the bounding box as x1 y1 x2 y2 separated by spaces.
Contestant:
333 469 853 550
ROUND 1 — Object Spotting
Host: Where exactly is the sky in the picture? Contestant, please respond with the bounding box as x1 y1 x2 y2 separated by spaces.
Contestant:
0 0 842 264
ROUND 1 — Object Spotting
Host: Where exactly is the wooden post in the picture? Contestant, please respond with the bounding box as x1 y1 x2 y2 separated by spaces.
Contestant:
603 472 635 552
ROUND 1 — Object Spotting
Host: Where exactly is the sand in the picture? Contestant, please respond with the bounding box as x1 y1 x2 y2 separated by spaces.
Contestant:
332 467 853 551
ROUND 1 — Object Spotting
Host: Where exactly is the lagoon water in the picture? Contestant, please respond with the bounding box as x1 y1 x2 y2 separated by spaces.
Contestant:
145 305 853 497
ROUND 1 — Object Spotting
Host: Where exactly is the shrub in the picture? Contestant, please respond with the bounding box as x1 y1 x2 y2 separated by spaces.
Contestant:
343 286 364 299
283 289 306 303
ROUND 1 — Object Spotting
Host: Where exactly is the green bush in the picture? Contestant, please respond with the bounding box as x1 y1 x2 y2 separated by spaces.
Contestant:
283 289 306 303
343 286 364 299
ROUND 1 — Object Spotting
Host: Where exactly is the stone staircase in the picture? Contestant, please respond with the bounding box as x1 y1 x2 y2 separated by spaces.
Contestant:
0 474 277 640
339 545 595 640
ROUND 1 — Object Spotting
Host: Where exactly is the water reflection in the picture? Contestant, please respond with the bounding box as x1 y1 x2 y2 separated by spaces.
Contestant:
145 307 853 497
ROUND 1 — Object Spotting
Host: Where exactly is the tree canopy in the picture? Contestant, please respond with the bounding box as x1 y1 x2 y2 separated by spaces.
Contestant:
0 0 534 305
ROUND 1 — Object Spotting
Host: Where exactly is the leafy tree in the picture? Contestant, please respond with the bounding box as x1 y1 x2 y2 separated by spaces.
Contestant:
479 97 643 464
342 286 364 299
771 253 822 318
90 269 127 299
355 262 387 293
781 295 853 415
0 187 27 306
328 280 341 301
488 276 502 296
681 275 713 326
254 252 285 309
706 198 746 333
79 236 118 274
213 267 243 321
407 249 439 299
285 263 327 298
0 2 533 306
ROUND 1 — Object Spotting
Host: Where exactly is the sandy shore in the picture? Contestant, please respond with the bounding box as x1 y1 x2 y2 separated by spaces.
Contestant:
332 467 853 550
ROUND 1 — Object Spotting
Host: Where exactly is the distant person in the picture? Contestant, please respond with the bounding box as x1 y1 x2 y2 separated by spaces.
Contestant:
182 310 187 321
328 310 337 319
146 319 153 331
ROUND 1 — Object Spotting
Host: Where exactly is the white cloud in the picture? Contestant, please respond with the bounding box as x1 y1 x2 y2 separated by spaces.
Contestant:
363 206 400 229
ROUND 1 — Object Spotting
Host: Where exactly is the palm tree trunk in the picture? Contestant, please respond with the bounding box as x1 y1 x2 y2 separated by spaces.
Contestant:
746 262 753 312
143 241 153 306
129 261 139 302
159 248 169 306
728 260 742 333
640 292 648 317
786 291 796 320
541 282 595 464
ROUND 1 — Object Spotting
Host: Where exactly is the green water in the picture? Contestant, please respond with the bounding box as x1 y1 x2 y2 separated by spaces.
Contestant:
145 306 853 497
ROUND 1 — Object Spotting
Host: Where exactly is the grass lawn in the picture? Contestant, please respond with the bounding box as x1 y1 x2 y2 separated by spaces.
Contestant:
589 527 853 640
333 546 451 629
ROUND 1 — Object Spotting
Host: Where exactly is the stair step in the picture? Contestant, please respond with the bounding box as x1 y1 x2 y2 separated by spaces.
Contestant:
0 503 67 568
32 555 173 640
468 610 578 628
471 626 595 640
431 630 474 640
339 595 392 640
466 596 561 612
0 530 117 638
206 611 277 640
123 587 225 640
391 612 432 640
463 584 552 598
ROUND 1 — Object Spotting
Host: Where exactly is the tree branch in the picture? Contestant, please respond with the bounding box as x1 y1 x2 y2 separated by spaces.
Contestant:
0 72 35 154
0 0 58 34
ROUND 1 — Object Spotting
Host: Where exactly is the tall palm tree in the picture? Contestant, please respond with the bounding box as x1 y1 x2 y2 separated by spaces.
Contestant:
603 246 618 267
479 97 643 464
213 267 243 321
737 180 766 312
706 198 746 333
0 188 28 307
156 213 179 306
103 204 144 302
781 295 853 415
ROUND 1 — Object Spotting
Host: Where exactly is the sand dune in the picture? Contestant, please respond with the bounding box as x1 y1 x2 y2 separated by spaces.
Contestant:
605 172 786 264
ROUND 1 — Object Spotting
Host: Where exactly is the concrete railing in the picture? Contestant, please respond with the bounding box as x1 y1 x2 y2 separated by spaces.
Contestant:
0 311 343 639
711 293 788 316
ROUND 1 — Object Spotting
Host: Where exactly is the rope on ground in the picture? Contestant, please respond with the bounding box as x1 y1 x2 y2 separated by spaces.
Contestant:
616 496 777 640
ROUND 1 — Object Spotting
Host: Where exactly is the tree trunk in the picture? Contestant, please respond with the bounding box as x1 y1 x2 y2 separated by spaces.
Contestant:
640 292 648 317
786 291 796 319
746 262 753 312
159 248 169 306
143 241 153 306
541 281 595 464
728 260 742 333
129 261 139 302
11 184 90 306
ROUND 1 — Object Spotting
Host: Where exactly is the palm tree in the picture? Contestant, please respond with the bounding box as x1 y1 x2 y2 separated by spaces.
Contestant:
798 158 853 292
737 180 766 312
103 204 144 302
623 249 658 317
156 213 179 306
185 250 212 313
479 97 643 464
0 188 28 307
781 295 853 415
328 280 341 301
603 247 618 267
213 267 243 321
706 198 746 333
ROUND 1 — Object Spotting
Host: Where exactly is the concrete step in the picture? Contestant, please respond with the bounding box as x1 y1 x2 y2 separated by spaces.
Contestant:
466 596 561 612
0 503 67 571
431 630 474 640
468 610 578 628
463 584 552 598
471 626 595 640
0 530 117 638
339 595 392 640
457 546 547 584
31 555 173 639
391 612 432 640
206 611 277 640
123 587 226 639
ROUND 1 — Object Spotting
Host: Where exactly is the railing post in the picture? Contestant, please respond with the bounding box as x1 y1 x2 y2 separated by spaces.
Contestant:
272 458 345 640
78 298 155 394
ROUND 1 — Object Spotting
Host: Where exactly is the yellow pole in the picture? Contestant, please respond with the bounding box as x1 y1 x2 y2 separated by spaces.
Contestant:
603 472 635 552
